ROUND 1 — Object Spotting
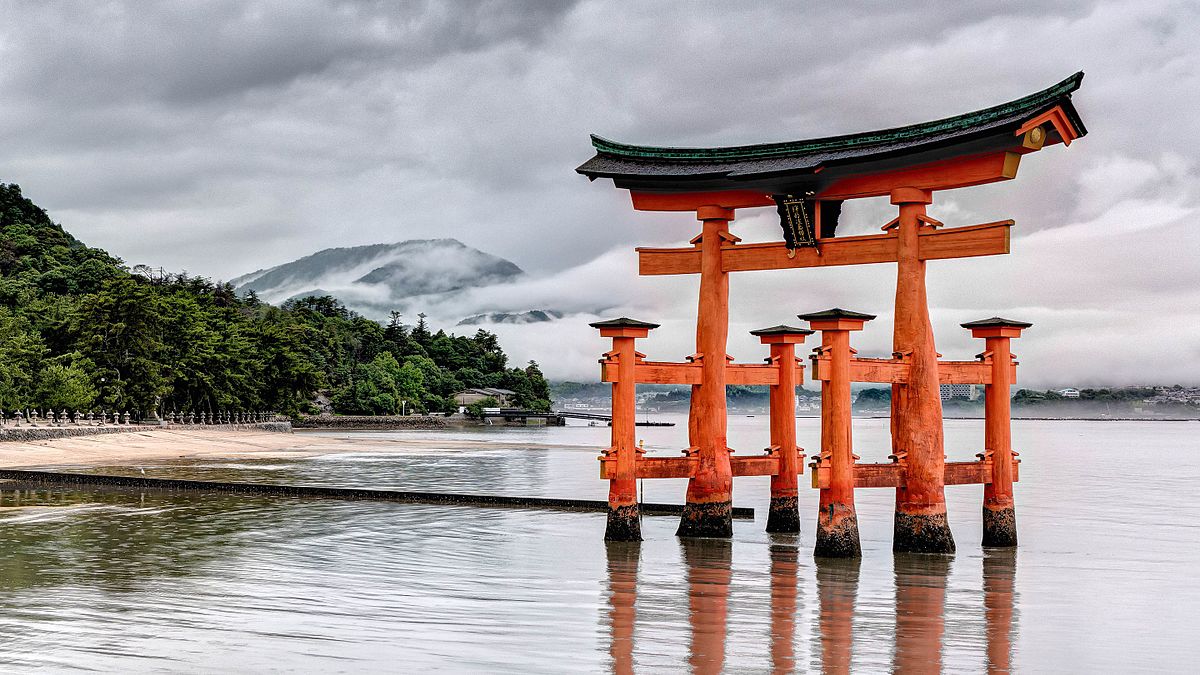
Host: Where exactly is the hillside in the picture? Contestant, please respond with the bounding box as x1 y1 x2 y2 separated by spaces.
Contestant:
0 183 550 417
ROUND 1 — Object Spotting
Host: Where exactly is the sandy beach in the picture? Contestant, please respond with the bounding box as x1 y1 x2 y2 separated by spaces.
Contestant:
0 429 381 468
0 428 529 469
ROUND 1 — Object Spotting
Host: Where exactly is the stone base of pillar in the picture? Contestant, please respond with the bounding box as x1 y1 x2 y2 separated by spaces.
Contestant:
676 501 733 538
605 504 642 542
814 506 861 558
982 505 1017 547
765 496 800 533
893 511 956 553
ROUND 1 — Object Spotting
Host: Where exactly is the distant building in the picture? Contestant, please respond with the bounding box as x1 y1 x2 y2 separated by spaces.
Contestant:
1057 388 1080 398
454 388 516 407
940 383 980 401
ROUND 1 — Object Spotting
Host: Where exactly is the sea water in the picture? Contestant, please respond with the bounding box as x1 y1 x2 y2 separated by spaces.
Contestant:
0 416 1197 672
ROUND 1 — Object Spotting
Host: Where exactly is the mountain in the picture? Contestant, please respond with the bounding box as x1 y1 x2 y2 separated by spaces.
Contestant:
232 239 524 317
458 309 564 326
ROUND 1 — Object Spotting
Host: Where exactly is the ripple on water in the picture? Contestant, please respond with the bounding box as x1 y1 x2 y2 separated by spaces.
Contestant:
0 419 1198 670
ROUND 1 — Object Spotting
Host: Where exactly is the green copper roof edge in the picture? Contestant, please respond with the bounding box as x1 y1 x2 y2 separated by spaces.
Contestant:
590 72 1084 161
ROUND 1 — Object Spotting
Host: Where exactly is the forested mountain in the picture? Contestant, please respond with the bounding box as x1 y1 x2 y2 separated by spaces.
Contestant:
0 183 550 417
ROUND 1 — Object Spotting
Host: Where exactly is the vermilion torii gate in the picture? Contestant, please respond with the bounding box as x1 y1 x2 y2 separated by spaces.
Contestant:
578 73 1087 553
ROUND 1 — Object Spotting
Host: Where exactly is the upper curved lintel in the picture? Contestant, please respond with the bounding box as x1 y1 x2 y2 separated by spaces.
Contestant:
587 72 1084 163
576 72 1086 193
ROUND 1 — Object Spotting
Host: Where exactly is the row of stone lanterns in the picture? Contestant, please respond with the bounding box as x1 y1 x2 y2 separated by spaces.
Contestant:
0 410 278 427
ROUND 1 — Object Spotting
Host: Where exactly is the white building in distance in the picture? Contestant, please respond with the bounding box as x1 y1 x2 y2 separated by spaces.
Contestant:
939 383 981 401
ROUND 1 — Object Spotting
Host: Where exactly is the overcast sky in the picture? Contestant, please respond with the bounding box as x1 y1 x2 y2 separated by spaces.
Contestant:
1 1 1197 384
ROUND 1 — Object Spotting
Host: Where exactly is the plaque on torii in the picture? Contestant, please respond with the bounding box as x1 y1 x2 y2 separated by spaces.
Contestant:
577 72 1086 552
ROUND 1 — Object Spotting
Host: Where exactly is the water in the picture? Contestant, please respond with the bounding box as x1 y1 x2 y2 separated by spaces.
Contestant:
1 416 1198 672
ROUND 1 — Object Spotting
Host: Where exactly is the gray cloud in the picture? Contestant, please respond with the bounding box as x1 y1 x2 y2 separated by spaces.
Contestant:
0 0 1197 384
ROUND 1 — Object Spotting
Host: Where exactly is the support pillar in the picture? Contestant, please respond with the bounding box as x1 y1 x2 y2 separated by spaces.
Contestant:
679 206 735 538
964 317 1030 547
801 309 873 557
751 325 814 533
591 317 659 541
889 187 955 554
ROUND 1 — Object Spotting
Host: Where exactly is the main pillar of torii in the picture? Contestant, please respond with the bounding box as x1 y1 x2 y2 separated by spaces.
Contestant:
577 72 1087 543
889 186 955 552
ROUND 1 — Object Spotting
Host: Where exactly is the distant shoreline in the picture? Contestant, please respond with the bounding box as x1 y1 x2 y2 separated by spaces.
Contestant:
624 408 1200 422
697 411 1200 422
852 415 1200 422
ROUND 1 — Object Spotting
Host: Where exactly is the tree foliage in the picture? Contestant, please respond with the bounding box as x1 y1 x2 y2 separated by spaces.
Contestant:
0 183 549 417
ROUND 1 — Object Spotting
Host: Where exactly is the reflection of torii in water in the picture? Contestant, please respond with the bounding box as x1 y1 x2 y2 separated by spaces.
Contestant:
581 73 1088 553
602 541 1018 671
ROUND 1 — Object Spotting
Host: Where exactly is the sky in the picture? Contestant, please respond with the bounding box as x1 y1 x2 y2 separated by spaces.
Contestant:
1 0 1198 385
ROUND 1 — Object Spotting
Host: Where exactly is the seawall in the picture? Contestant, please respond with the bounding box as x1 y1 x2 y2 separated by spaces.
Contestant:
0 422 292 443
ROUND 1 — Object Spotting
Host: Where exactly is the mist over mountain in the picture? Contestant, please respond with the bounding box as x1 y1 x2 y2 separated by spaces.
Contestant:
232 239 525 318
458 310 564 326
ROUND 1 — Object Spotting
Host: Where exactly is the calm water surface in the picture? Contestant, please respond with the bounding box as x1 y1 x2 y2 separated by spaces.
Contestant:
1 416 1198 672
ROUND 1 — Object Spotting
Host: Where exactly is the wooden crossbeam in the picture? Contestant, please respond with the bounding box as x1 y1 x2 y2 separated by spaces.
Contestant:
815 151 1021 201
810 459 1020 489
599 453 800 480
637 221 1011 276
729 455 783 478
600 360 804 386
939 360 1018 385
602 455 1014 484
809 356 1016 385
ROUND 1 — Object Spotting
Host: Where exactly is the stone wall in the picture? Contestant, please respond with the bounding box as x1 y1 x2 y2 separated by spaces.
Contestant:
0 421 292 443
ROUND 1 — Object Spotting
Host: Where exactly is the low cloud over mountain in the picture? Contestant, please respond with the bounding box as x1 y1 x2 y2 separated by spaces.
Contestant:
233 238 525 317
458 310 564 326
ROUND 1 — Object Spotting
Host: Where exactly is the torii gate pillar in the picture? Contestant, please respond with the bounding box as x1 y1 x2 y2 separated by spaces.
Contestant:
592 317 660 541
752 325 814 533
803 308 874 558
890 187 955 554
678 206 736 538
964 317 1031 547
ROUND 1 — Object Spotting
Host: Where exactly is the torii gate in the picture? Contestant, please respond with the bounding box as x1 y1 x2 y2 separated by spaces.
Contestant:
578 73 1087 554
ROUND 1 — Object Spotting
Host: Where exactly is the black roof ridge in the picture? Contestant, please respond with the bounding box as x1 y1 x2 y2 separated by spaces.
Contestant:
796 308 877 321
584 72 1084 164
749 324 815 336
588 317 661 329
960 317 1033 329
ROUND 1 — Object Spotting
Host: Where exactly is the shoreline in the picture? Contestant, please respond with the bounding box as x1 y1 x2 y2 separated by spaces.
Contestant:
0 428 408 469
1 415 1195 471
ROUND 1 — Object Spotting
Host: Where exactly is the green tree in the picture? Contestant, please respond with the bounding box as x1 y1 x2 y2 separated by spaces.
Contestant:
523 360 552 412
74 277 168 413
35 359 98 410
0 309 48 408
